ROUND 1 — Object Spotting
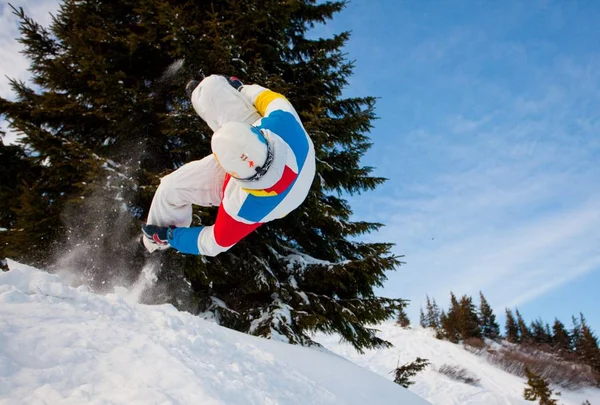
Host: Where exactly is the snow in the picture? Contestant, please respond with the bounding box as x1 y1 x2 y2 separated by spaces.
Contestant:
3 260 598 405
0 260 431 405
316 324 600 405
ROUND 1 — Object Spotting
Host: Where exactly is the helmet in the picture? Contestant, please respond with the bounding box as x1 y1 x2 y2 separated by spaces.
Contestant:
211 121 269 180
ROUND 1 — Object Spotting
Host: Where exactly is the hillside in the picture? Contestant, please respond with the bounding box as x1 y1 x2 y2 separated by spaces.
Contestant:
317 323 600 405
0 260 430 405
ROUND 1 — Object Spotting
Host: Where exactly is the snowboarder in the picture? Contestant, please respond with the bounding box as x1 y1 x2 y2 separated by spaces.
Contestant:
141 75 316 256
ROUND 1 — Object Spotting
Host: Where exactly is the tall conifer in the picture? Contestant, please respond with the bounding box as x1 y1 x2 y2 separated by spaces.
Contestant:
457 294 481 340
478 291 500 340
551 319 572 354
425 295 441 330
0 0 405 350
441 292 461 343
516 309 533 344
575 314 600 373
505 308 519 343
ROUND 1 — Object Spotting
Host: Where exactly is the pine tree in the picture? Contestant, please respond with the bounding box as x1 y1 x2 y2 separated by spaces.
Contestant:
1 0 406 351
436 310 448 340
391 357 430 388
478 291 500 340
396 305 411 328
419 307 427 328
530 318 553 346
523 367 560 405
457 294 481 341
572 315 582 352
574 314 600 373
0 143 40 266
505 308 520 343
516 309 533 345
544 323 553 343
441 292 461 343
551 318 571 354
424 295 441 330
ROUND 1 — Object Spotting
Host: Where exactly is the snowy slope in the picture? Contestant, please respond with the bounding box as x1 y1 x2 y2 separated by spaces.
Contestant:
317 323 600 405
0 260 431 405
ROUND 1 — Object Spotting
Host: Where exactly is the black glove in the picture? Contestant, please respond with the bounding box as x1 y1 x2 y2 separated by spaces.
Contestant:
142 224 173 247
226 76 243 90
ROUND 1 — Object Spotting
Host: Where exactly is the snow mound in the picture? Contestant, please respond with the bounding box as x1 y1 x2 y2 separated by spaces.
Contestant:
0 260 431 405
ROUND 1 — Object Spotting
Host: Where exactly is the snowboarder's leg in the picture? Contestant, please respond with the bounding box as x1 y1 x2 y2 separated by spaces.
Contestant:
142 154 225 252
188 74 262 131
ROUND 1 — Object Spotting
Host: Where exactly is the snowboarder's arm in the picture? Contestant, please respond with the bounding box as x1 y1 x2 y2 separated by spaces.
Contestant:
241 84 301 123
195 204 262 257
164 176 264 257
146 213 260 257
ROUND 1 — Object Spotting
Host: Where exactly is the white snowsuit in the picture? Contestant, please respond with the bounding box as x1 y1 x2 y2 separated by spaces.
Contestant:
144 75 315 256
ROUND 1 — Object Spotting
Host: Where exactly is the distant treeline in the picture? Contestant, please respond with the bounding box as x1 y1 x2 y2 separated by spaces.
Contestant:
396 291 600 386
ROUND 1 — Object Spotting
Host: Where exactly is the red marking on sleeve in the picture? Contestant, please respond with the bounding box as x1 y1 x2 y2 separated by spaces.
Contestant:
214 203 262 248
263 165 297 195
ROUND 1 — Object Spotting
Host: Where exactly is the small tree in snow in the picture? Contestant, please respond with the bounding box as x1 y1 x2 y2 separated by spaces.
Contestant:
419 307 426 328
523 367 560 405
396 306 411 328
424 295 441 329
392 357 430 388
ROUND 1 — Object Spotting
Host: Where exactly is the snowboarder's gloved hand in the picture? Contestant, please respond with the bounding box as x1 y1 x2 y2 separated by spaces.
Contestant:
226 76 243 90
142 224 173 248
142 224 204 255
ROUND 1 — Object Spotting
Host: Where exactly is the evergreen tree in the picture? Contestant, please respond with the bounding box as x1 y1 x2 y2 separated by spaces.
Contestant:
0 143 40 268
551 318 571 354
478 291 500 340
505 308 519 344
516 309 533 344
396 305 411 328
391 357 430 388
530 318 553 346
544 323 553 343
424 295 441 330
436 310 448 340
1 0 406 350
574 314 600 373
441 292 461 343
523 367 560 405
457 294 481 341
572 315 582 352
419 307 427 328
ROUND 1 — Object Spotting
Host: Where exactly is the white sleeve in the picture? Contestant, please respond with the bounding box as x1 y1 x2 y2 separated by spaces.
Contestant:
240 84 301 123
190 75 261 131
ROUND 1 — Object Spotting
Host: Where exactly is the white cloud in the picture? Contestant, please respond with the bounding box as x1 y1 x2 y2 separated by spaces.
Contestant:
353 41 600 319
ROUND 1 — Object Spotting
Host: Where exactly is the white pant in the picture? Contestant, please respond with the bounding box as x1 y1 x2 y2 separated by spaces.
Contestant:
145 75 260 240
146 155 226 227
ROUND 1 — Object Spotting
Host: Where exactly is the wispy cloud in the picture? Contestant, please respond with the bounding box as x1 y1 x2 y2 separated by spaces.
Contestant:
337 2 600 324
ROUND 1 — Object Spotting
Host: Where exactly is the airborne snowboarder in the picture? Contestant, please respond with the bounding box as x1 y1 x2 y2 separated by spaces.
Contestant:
141 75 316 256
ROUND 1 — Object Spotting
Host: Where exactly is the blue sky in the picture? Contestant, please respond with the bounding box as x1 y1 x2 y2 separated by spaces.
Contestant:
312 0 600 331
1 1 599 332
